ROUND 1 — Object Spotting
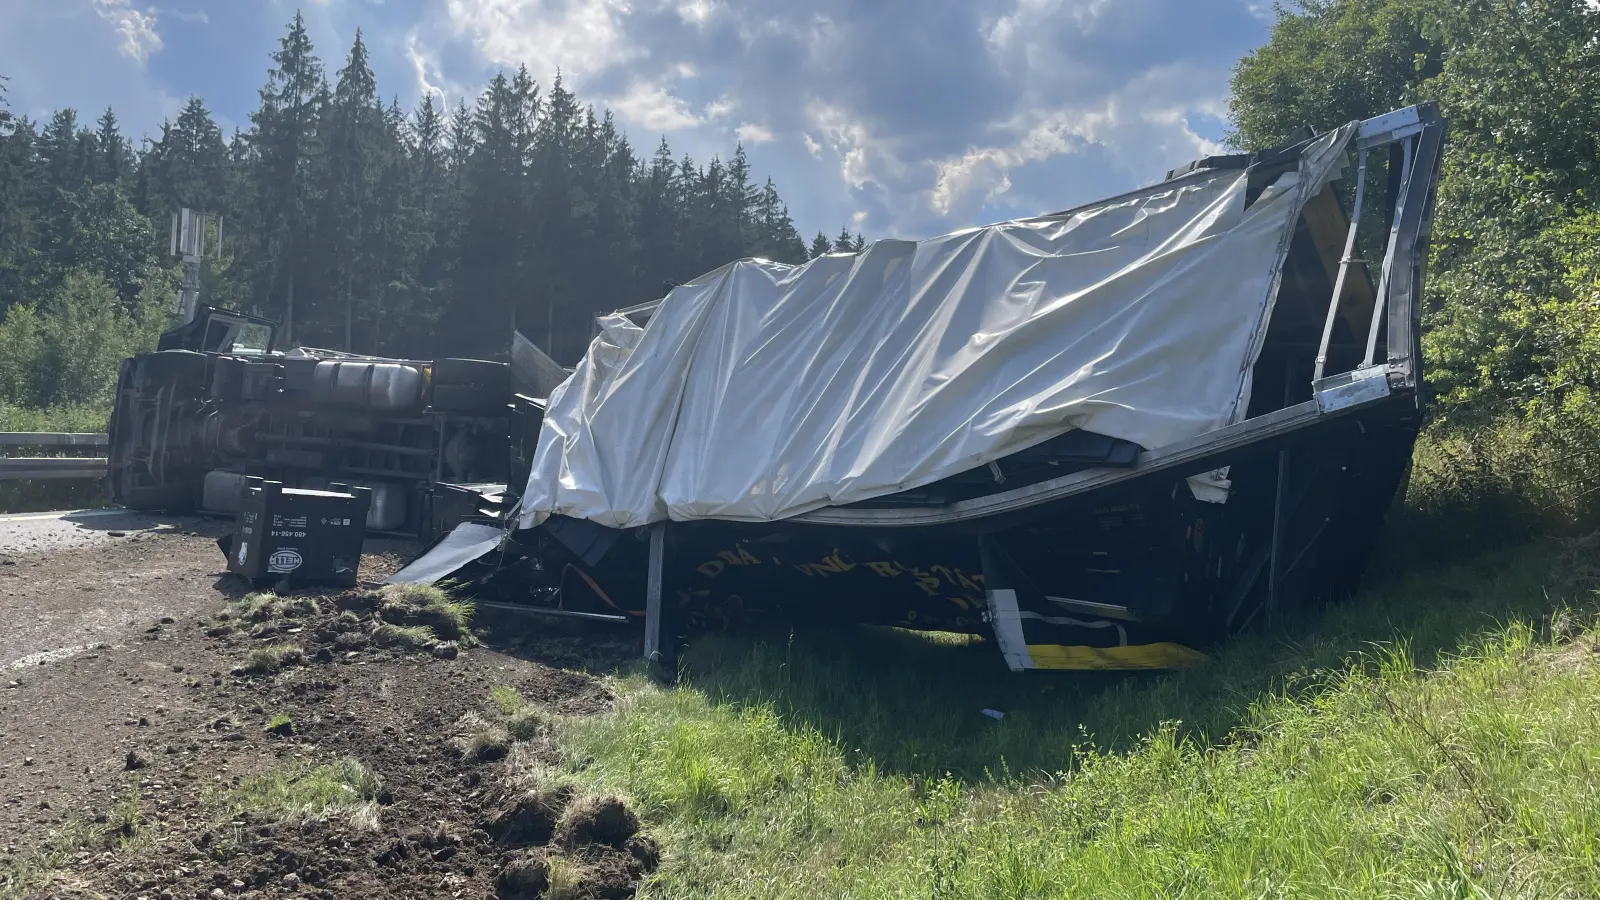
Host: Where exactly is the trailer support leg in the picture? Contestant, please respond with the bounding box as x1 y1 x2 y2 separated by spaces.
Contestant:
1268 447 1288 625
978 537 1035 672
643 523 666 665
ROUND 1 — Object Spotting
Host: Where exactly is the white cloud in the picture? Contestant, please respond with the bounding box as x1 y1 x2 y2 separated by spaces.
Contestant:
807 101 882 189
735 122 774 144
702 94 735 120
406 32 446 101
92 0 162 64
613 81 701 131
931 149 1016 217
444 0 638 84
677 0 717 25
988 0 1112 52
928 63 1227 218
401 0 1265 237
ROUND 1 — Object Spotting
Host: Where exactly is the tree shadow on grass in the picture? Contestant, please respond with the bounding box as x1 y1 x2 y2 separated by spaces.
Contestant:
672 537 1586 783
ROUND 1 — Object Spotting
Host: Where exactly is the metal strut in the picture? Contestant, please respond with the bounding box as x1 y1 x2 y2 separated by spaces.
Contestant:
1364 136 1414 368
643 523 666 663
1313 148 1369 382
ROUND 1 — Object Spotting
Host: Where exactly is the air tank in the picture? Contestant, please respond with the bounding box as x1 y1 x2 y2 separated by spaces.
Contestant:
363 482 408 532
309 361 425 411
201 470 250 514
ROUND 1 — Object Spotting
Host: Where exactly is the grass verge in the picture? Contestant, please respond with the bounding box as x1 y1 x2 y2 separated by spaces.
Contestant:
0 778 142 899
378 583 474 642
551 539 1600 899
239 644 304 675
217 758 382 831
230 592 320 623
374 623 439 650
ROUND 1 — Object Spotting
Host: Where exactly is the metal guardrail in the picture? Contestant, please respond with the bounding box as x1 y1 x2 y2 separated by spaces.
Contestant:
0 457 110 480
0 433 110 481
0 433 108 447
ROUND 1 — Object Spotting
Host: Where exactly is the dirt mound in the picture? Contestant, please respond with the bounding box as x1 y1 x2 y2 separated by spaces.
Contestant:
486 784 577 846
496 849 551 899
7 564 649 900
563 846 656 900
624 834 662 872
558 796 641 849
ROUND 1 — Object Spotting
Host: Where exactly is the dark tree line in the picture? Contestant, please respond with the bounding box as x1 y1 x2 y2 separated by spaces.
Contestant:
0 13 864 365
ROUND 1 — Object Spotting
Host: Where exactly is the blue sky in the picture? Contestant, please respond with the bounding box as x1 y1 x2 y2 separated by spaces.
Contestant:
1 0 1274 240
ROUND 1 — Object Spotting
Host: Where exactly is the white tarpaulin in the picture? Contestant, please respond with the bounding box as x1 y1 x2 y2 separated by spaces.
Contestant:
521 125 1355 529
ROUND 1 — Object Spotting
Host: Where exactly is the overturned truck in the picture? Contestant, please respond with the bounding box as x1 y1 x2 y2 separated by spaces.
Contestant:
107 307 518 537
122 105 1449 671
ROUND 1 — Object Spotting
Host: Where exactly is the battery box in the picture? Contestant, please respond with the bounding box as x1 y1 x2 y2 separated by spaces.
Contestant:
227 478 372 586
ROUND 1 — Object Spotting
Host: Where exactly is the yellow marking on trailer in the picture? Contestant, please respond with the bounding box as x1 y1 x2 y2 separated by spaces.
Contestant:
1025 642 1210 670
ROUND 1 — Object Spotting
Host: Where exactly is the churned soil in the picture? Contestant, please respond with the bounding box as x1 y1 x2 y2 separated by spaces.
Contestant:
0 524 649 900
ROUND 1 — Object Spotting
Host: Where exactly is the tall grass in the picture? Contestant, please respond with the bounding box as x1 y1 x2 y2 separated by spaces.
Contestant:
550 540 1600 899
0 403 110 433
1397 398 1600 562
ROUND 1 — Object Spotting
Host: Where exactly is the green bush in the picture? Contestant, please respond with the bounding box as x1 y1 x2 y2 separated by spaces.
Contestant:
0 268 171 411
1396 397 1600 563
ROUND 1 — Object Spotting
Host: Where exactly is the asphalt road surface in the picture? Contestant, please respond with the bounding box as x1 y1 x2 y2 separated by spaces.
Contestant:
0 508 206 555
0 509 230 670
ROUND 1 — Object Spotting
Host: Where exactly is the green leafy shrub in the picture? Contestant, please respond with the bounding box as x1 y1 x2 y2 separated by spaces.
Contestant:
0 269 170 411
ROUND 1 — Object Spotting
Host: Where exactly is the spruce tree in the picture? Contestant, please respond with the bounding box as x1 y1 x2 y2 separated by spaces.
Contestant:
0 115 41 306
145 97 227 214
39 109 89 197
249 11 324 343
0 19 822 365
809 231 832 259
92 108 131 186
635 137 681 297
316 30 385 349
835 225 856 254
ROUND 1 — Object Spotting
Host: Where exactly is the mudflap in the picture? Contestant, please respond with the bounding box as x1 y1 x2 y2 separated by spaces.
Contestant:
978 536 1209 672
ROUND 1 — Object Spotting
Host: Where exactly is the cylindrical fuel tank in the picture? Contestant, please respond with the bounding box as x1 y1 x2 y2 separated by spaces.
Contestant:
201 470 251 514
363 482 408 532
310 361 424 411
298 477 408 531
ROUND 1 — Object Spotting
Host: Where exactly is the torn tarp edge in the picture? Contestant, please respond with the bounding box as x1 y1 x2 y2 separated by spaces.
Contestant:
385 522 506 585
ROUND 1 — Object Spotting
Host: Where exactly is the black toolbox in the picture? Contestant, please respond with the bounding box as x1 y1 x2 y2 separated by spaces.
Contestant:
226 478 372 586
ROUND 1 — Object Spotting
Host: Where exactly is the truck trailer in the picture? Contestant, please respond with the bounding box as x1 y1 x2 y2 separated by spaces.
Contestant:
114 104 1448 672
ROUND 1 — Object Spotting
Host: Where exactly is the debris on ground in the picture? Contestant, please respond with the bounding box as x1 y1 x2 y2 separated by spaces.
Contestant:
2 531 645 900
